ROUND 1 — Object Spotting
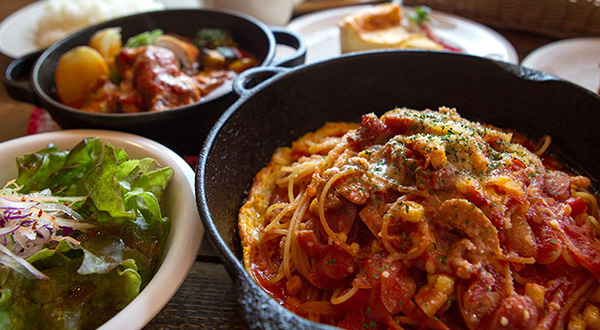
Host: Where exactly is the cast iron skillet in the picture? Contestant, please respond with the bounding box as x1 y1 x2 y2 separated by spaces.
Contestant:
196 51 600 329
2 9 306 155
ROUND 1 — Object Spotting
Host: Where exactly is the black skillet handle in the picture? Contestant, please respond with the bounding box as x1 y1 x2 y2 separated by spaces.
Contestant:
269 27 307 68
233 66 290 97
2 50 43 107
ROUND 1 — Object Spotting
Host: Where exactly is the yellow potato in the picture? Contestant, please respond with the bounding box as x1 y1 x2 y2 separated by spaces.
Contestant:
88 27 122 84
88 27 122 59
55 46 109 108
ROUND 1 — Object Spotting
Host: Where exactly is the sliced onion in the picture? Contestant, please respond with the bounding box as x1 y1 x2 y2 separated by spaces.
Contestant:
0 243 48 280
38 203 86 222
0 225 18 237
0 195 37 210
53 218 95 230
19 227 38 240
2 210 29 221
0 189 92 261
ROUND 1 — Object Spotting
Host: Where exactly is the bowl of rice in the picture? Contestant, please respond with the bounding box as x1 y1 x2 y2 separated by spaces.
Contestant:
34 0 166 48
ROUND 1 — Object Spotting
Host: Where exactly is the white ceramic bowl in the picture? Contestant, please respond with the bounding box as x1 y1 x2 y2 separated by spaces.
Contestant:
0 129 203 329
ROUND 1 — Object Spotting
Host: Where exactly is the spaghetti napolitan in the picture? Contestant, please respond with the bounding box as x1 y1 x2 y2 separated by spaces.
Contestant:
239 107 600 329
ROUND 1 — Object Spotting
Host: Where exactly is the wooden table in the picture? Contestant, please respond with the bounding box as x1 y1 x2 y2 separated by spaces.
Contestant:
0 1 562 329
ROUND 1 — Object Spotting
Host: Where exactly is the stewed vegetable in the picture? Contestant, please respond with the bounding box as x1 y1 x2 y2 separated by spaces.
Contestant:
54 28 258 113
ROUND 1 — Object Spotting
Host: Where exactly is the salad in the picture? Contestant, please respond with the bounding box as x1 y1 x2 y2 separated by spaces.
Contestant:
0 137 173 329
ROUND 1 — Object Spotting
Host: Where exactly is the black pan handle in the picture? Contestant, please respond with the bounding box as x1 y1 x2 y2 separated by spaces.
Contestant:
269 27 307 68
233 66 291 97
2 50 43 107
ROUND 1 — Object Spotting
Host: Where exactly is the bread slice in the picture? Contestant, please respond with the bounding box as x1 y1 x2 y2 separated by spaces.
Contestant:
339 3 443 54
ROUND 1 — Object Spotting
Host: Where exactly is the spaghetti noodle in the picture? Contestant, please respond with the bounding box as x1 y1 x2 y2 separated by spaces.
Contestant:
239 107 600 329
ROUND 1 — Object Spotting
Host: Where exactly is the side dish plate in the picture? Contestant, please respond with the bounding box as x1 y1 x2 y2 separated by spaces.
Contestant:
522 37 600 93
287 5 519 64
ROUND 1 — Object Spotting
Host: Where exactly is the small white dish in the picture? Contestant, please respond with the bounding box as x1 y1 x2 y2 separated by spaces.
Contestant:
286 5 519 64
521 37 600 93
0 1 44 59
0 129 203 329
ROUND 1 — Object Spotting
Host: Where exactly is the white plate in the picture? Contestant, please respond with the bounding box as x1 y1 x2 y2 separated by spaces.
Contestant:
521 37 600 93
0 2 44 59
0 129 203 329
287 5 518 64
0 0 200 59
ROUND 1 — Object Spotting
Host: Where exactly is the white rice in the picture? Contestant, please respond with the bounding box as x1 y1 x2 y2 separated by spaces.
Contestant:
35 0 166 48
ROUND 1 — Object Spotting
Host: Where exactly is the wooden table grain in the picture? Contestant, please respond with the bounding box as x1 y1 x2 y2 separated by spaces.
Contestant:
0 1 565 329
146 261 247 329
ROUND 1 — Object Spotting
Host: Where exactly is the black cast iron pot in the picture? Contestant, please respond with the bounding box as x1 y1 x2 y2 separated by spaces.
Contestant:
196 51 600 329
2 9 306 155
